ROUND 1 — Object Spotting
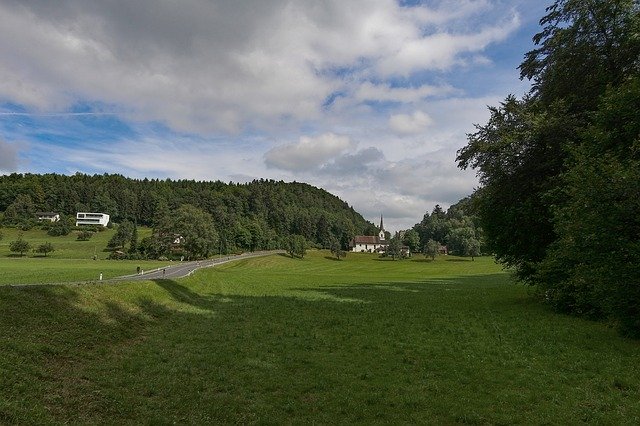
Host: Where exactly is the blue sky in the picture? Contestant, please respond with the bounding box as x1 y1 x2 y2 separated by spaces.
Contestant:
0 0 549 230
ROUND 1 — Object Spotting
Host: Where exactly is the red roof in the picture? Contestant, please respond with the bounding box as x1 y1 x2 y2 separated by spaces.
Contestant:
351 236 385 245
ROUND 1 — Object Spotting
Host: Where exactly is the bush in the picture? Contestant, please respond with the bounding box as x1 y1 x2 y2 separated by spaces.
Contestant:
18 221 36 231
77 230 94 241
48 221 71 236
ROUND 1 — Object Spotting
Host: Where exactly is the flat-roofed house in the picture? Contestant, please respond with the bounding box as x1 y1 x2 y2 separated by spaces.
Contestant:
36 212 60 222
76 212 110 227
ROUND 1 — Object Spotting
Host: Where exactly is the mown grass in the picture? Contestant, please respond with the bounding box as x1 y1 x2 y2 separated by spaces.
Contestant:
1 251 639 424
0 226 168 285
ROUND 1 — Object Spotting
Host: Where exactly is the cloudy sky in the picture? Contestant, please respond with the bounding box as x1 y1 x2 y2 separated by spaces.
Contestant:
0 0 548 231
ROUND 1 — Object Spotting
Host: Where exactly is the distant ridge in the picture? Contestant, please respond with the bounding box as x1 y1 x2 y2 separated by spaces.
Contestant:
0 173 379 252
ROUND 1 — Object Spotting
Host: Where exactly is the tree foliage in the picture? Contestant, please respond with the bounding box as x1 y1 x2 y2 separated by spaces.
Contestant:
9 234 31 257
423 239 440 261
413 201 484 258
328 236 346 260
0 175 373 254
456 0 640 335
77 230 94 241
402 229 420 253
287 234 306 259
153 205 218 260
36 242 55 257
108 220 133 250
385 233 404 260
47 218 71 236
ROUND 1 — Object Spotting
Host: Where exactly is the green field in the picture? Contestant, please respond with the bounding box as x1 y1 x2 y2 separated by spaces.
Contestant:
0 227 169 284
2 251 639 424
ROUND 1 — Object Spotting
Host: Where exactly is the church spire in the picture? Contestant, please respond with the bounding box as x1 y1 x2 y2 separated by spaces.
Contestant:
379 214 384 231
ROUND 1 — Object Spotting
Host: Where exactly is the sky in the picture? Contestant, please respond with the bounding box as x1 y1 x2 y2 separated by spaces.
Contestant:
0 0 550 231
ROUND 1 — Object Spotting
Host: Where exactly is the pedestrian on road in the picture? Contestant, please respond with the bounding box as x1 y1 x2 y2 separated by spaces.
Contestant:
162 268 166 278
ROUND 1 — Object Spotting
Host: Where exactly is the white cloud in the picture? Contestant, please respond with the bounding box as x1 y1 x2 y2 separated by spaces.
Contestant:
319 147 385 176
353 82 456 103
389 110 434 135
0 139 18 172
1 0 540 232
265 133 354 172
376 13 521 76
0 0 521 134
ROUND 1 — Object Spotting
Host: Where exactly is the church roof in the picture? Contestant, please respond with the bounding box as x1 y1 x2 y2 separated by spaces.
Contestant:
352 235 386 245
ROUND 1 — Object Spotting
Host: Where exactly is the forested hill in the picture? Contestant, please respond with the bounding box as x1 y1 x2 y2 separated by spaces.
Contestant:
0 173 378 251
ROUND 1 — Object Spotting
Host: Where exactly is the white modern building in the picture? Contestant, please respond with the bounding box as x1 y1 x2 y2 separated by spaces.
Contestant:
76 212 110 227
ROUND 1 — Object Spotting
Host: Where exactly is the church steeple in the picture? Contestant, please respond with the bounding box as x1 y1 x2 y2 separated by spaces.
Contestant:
379 214 384 232
378 214 386 241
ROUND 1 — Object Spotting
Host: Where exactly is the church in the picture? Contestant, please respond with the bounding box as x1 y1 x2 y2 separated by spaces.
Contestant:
350 215 388 253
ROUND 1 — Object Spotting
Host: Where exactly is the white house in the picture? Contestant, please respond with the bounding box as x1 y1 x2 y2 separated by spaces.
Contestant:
350 215 387 252
76 212 110 227
36 212 60 222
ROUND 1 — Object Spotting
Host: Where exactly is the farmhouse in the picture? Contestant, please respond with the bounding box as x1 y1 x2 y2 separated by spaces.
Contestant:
350 215 387 252
36 212 60 222
76 212 110 227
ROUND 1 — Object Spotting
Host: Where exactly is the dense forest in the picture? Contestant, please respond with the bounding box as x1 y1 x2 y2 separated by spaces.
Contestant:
457 0 640 336
0 173 378 255
404 198 484 260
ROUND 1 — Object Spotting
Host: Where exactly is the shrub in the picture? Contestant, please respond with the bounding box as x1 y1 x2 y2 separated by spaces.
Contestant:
77 230 94 241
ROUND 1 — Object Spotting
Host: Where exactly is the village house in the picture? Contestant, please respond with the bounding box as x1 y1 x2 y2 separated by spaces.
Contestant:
36 212 60 222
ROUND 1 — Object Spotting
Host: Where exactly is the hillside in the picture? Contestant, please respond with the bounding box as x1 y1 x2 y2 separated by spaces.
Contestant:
0 173 378 252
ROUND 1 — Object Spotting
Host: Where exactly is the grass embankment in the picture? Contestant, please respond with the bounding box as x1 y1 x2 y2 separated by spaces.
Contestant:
0 227 168 285
1 252 639 423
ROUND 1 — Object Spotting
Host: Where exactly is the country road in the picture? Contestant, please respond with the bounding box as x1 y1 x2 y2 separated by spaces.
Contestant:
7 251 284 288
117 250 283 281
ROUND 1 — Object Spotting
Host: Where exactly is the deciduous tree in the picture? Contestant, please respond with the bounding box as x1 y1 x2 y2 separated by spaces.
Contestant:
10 234 31 257
328 236 346 260
424 239 440 261
36 242 55 257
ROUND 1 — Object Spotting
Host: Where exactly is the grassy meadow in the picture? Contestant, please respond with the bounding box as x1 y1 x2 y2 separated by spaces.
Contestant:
1 251 640 424
0 226 168 284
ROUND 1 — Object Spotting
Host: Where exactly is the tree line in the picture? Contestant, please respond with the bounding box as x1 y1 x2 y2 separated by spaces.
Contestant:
456 0 640 336
0 175 378 257
404 199 483 260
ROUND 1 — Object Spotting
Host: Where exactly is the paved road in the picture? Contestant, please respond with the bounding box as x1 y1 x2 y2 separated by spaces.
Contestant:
115 250 284 281
5 251 284 288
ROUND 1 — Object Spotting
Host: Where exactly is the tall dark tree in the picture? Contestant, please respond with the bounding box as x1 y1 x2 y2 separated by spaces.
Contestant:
457 0 640 335
537 78 640 335
129 223 138 254
154 205 218 260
